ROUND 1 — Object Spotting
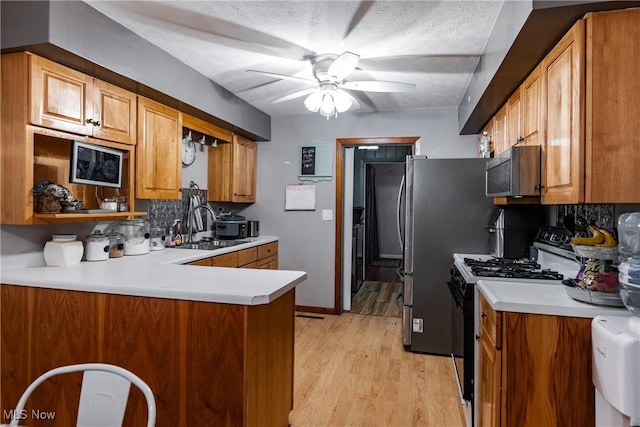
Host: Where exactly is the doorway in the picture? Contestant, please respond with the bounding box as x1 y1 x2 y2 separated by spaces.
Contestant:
334 137 418 316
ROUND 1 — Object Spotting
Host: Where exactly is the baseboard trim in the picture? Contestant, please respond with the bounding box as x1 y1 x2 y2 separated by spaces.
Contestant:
296 305 341 315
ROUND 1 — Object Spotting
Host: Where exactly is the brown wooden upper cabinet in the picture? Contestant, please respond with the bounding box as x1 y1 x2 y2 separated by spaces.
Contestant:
1 52 141 224
208 134 257 203
541 9 639 204
506 86 522 149
492 104 508 156
521 65 543 147
29 53 136 145
486 8 639 204
136 97 182 200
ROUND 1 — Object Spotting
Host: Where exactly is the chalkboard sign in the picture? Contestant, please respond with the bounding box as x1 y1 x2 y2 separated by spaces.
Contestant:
301 146 316 175
298 141 333 181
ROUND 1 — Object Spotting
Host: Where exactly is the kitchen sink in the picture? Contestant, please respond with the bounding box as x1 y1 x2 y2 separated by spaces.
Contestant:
171 239 249 250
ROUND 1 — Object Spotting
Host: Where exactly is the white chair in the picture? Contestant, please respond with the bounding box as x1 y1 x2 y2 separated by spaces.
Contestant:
8 363 156 427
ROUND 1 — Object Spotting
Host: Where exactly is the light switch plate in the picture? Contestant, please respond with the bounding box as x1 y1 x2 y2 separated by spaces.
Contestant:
322 209 333 220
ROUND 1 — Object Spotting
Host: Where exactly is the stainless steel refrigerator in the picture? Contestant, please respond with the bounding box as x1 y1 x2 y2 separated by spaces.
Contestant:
400 156 494 355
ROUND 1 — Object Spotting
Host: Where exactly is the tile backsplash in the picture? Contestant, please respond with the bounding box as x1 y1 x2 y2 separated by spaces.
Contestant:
557 204 615 232
148 188 209 231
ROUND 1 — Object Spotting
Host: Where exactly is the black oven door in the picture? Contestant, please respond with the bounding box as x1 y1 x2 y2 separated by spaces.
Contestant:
447 265 474 405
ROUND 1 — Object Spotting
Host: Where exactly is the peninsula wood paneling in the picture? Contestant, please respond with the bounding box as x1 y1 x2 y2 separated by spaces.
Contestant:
501 312 594 427
186 301 245 426
103 294 182 427
0 284 295 427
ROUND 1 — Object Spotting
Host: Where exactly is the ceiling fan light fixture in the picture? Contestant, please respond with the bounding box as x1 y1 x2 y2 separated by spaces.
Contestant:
333 89 352 113
319 93 336 118
304 91 322 112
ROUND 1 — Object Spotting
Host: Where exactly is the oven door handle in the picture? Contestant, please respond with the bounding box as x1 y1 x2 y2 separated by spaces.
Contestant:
446 281 465 308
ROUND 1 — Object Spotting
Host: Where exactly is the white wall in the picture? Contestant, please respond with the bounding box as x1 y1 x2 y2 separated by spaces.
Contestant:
241 108 477 309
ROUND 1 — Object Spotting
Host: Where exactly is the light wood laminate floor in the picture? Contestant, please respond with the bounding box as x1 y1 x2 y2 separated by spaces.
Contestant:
290 312 466 427
351 281 402 318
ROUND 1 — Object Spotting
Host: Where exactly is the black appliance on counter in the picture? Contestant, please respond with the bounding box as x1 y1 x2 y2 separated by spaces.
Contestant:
215 215 247 239
486 206 542 259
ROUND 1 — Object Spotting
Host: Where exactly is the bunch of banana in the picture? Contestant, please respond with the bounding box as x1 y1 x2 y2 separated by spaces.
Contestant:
570 225 618 247
596 229 618 248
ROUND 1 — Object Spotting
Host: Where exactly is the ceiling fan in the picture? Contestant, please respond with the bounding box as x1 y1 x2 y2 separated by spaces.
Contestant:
247 51 416 119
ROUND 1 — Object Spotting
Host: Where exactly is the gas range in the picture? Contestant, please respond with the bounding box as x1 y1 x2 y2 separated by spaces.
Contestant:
448 226 582 413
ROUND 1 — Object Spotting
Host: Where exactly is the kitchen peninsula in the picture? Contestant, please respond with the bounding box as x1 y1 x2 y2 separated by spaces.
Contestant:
0 237 306 427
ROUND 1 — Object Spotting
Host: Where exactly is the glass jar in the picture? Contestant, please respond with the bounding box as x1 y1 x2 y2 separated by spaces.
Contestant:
150 226 166 251
105 230 125 258
84 231 110 262
106 219 150 255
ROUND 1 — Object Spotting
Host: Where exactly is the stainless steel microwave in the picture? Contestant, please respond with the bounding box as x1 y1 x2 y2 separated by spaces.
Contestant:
485 145 541 197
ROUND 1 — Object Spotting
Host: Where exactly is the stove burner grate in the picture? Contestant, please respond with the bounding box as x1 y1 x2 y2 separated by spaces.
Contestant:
464 257 564 280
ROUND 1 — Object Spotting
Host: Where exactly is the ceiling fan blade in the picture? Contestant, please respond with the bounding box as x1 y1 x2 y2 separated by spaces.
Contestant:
270 88 317 104
246 70 318 86
340 80 416 93
327 52 360 81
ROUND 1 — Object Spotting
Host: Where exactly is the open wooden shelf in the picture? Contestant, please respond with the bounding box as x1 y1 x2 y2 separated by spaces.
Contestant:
33 211 148 223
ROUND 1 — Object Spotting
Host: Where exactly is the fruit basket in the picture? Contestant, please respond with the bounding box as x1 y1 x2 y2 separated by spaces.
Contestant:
571 244 619 261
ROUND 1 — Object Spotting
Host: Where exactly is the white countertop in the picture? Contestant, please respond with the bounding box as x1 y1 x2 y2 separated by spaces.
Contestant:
478 280 632 318
0 236 307 306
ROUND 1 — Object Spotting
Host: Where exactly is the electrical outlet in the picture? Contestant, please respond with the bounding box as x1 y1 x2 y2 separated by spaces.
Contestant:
322 209 333 221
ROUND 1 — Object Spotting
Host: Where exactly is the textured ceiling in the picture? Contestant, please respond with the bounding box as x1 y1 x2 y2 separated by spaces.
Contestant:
84 1 503 118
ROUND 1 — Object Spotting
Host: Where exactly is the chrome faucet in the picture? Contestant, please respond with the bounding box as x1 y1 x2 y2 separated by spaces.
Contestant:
186 203 217 243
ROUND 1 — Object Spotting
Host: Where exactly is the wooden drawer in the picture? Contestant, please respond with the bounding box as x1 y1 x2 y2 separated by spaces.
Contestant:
480 295 501 349
237 247 257 267
258 242 278 260
257 254 278 270
187 257 213 266
211 252 238 267
241 261 258 269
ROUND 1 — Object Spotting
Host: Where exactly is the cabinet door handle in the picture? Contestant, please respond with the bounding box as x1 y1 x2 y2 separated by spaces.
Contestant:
85 118 101 127
481 312 487 319
94 120 101 127
86 118 94 124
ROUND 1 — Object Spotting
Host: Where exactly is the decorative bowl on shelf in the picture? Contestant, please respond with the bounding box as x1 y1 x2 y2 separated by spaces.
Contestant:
571 244 619 260
60 200 84 212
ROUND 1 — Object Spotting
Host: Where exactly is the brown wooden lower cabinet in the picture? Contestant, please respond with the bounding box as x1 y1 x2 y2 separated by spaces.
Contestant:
0 284 295 427
478 294 594 427
187 242 278 270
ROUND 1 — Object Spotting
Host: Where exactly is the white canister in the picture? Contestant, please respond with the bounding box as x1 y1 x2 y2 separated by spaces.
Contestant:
84 231 110 261
44 234 84 266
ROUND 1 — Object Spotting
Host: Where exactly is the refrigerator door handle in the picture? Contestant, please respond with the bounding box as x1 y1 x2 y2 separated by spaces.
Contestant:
396 174 405 249
402 305 412 346
403 272 413 306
